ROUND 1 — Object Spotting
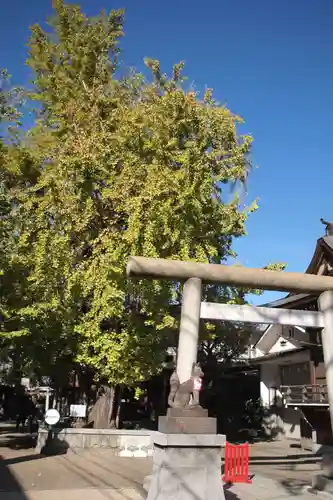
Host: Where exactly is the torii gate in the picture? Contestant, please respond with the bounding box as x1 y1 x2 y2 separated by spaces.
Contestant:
127 256 333 428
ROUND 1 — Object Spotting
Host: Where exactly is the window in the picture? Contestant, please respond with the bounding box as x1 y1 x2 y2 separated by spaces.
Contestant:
280 362 311 386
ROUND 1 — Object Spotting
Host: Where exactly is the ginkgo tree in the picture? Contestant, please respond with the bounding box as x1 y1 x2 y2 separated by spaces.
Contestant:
1 0 283 397
0 70 32 380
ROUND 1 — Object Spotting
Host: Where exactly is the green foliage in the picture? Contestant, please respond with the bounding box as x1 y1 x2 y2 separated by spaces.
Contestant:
0 1 284 387
0 70 22 307
0 71 31 383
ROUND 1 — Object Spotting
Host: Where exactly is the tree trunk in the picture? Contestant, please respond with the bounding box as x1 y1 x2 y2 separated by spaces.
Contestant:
110 385 121 429
88 385 121 429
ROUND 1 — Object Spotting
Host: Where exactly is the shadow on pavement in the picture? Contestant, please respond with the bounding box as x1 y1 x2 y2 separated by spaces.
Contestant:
2 441 68 465
250 456 320 466
1 431 69 467
0 434 37 450
0 426 15 435
58 451 148 498
223 483 241 499
39 429 69 456
0 455 28 499
0 428 70 456
250 452 320 461
224 475 312 498
279 478 310 496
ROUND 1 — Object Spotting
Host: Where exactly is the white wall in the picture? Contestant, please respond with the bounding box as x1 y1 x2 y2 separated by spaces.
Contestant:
239 346 264 360
270 337 298 354
260 363 281 407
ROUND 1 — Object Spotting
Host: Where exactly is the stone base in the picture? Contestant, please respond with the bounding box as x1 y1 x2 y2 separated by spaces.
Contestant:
167 407 208 418
312 474 333 495
158 415 216 434
36 427 153 456
146 432 226 500
309 454 333 496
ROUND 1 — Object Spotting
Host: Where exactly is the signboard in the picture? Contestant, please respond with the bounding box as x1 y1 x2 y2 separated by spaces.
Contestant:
45 409 60 426
21 377 30 388
70 404 87 418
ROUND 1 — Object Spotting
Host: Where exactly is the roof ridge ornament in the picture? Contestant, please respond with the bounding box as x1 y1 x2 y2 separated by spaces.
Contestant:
320 218 333 236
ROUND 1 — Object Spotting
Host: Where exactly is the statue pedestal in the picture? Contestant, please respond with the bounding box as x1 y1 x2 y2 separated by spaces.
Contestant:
145 432 226 500
158 408 216 434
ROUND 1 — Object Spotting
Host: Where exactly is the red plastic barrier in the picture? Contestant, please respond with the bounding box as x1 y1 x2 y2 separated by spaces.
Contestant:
222 442 252 484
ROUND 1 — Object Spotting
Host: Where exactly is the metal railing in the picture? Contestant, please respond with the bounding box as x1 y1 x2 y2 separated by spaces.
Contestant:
280 384 328 405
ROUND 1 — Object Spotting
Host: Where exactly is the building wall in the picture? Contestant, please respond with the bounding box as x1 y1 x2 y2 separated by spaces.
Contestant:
281 326 308 344
314 361 326 386
260 363 281 408
280 361 311 386
283 407 301 440
260 351 310 406
259 350 311 440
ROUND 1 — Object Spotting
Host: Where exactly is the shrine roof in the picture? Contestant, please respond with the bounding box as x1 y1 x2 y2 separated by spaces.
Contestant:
261 236 333 310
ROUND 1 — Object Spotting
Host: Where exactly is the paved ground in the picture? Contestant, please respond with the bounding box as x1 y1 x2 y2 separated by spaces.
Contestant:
224 475 318 500
249 439 323 488
0 425 326 500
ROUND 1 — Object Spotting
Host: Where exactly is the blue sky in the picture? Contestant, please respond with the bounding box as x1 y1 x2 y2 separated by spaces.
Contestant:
1 0 332 304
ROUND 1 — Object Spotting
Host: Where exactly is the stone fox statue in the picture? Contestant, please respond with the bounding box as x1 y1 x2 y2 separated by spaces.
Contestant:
168 363 204 409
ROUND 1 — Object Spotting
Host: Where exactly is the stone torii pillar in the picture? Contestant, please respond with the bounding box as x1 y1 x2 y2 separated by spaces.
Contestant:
176 277 202 384
319 291 333 430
